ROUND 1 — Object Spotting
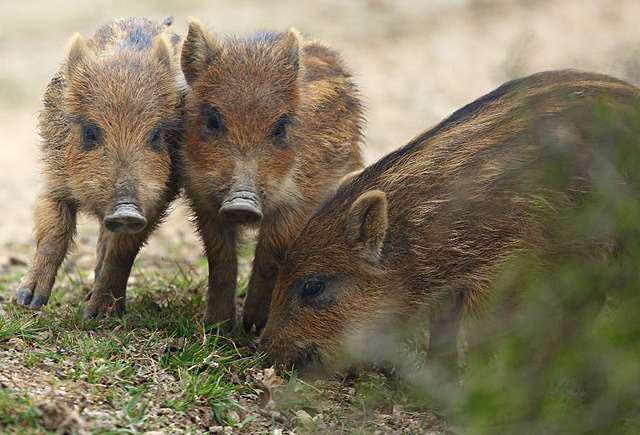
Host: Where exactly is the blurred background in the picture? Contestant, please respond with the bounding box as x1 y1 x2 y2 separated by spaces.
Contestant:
2 0 640 262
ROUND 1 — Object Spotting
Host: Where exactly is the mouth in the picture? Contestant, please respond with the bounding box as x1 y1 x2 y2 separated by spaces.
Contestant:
291 343 330 380
262 341 328 379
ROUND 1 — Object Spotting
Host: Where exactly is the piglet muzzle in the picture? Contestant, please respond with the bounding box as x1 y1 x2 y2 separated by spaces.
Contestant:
103 200 147 234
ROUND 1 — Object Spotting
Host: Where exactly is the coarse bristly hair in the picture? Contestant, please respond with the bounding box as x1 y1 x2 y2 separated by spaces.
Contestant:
258 70 640 379
178 18 364 334
16 17 185 318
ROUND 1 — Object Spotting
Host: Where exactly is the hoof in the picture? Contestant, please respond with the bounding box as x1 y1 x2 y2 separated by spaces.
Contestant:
29 294 48 310
204 317 236 336
242 310 267 335
16 290 33 306
84 300 125 319
203 306 236 336
83 308 107 320
243 318 253 334
242 318 263 335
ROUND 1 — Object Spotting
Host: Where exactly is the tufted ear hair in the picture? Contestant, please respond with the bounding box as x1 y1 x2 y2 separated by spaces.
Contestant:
66 33 88 78
344 190 388 264
151 33 173 70
336 169 364 190
181 18 222 86
161 15 174 27
279 28 301 76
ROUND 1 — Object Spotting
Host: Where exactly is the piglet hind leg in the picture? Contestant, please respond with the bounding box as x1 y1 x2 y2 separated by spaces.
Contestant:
16 195 76 310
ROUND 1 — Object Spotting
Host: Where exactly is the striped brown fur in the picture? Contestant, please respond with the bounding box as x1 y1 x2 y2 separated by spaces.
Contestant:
15 17 184 317
179 20 364 333
258 70 640 378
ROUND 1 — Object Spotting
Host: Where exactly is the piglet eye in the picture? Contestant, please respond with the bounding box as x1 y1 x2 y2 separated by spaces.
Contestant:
201 105 224 135
80 125 100 151
274 120 287 139
303 280 326 298
149 127 164 152
206 113 220 131
83 127 97 142
273 116 291 148
151 129 161 142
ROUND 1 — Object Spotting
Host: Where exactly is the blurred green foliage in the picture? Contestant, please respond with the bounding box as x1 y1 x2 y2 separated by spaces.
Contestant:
452 95 640 433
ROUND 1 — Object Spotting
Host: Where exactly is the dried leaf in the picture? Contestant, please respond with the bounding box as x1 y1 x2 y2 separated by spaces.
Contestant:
262 367 284 390
9 256 28 266
171 337 185 350
196 321 205 341
156 373 176 383
152 343 168 359
256 382 271 408
37 401 89 434
257 409 284 423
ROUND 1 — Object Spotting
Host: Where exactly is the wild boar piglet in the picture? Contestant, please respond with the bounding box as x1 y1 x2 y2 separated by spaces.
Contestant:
16 17 184 317
258 70 640 378
179 20 364 333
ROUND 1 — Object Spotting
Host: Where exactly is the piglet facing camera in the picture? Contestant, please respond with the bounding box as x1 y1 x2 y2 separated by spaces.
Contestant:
15 17 184 317
179 20 364 334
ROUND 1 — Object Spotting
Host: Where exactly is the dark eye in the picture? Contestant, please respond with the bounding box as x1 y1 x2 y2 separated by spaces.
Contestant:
206 113 221 131
273 120 287 139
201 105 224 137
302 280 326 298
149 128 164 151
80 125 100 151
295 273 334 308
272 116 291 148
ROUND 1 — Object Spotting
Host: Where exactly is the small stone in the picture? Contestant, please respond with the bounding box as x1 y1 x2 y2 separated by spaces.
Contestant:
295 409 312 424
227 410 240 424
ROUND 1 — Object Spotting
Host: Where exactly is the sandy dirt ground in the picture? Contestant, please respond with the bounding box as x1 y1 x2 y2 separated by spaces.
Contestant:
2 0 640 268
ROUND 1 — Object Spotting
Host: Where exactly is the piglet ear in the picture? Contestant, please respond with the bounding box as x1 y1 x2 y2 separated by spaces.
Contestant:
66 33 88 78
280 28 301 76
336 169 363 190
161 15 174 27
151 33 173 70
344 190 388 264
181 18 221 86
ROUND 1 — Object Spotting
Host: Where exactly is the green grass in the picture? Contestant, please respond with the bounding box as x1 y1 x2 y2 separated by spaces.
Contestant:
0 259 442 433
0 390 42 432
0 262 263 433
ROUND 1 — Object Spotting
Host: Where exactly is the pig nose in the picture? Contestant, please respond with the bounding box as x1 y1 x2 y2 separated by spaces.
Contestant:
103 202 148 234
219 190 263 224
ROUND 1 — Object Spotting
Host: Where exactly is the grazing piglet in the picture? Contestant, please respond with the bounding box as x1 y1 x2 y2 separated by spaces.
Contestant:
15 17 184 317
179 20 364 333
258 70 640 378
